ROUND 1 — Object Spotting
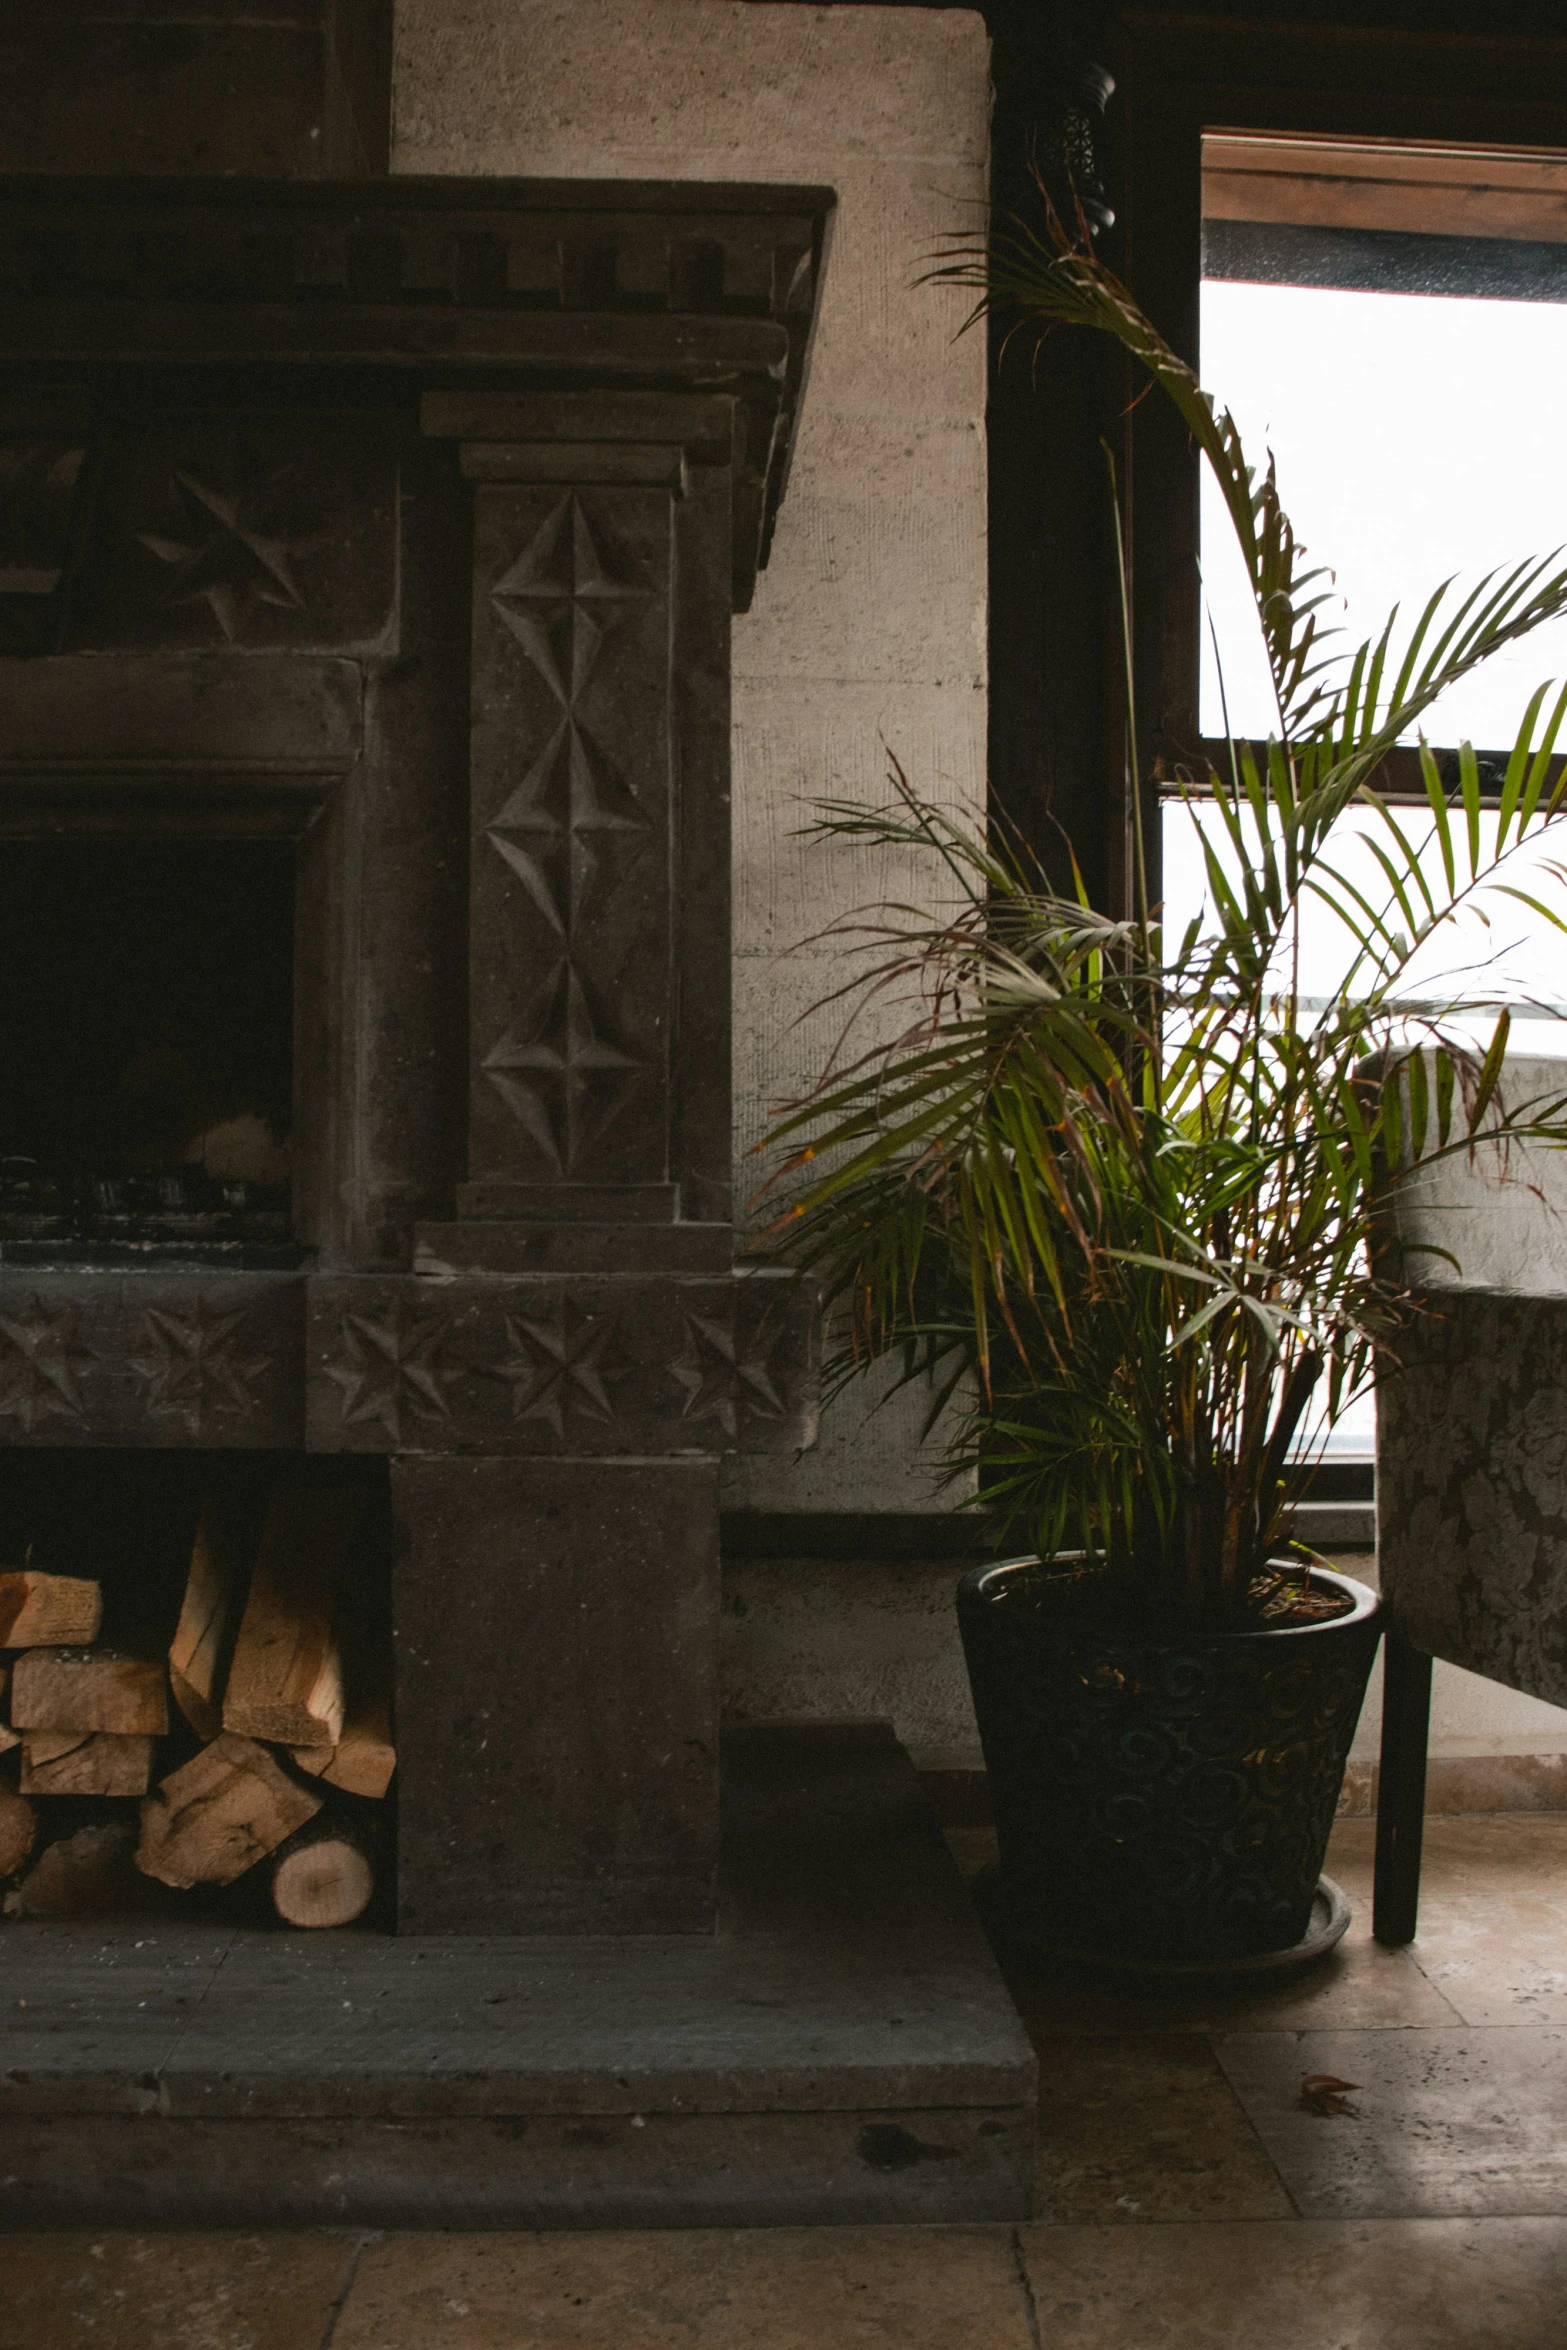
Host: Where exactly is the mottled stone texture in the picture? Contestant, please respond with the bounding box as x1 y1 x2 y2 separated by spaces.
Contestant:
393 1458 721 1932
0 170 828 1936
0 0 391 180
0 1728 1036 2225
392 0 990 1512
1379 1289 1567 1709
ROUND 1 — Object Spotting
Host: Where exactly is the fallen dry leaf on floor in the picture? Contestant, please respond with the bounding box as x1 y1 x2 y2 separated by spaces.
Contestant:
1300 2073 1360 2116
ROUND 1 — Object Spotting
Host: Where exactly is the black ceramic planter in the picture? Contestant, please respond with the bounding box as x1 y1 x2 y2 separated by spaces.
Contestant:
956 1558 1384 1964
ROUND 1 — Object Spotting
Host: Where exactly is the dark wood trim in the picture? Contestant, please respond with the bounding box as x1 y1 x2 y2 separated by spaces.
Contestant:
1374 1620 1433 1944
1100 11 1567 914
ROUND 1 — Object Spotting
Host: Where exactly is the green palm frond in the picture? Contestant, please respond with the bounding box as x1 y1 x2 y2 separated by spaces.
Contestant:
763 205 1567 1622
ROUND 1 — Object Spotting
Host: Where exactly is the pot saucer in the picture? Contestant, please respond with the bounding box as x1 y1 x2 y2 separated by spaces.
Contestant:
972 1863 1352 1985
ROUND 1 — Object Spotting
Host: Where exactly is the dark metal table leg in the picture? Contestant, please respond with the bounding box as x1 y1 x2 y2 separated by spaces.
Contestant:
1373 1622 1433 1946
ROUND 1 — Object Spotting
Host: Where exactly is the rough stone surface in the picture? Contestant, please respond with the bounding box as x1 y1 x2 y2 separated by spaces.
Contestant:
1379 1289 1567 1706
334 2225 1038 2346
0 2232 361 2350
392 0 990 1512
1386 1055 1567 1297
0 1724 1036 2227
1215 2027 1567 2218
1018 2219 1567 2350
0 1 390 180
392 1456 722 1933
722 1548 985 1771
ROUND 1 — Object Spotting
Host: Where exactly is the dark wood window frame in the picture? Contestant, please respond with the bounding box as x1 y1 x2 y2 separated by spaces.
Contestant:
1100 12 1567 918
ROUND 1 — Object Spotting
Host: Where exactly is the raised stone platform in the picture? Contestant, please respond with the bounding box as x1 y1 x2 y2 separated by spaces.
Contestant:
0 1724 1035 2229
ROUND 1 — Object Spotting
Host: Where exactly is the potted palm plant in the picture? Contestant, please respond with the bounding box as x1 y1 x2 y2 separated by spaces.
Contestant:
761 215 1567 1970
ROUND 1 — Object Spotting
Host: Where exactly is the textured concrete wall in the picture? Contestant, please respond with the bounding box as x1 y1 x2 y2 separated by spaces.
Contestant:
721 1549 1567 1780
391 10 1567 1781
393 0 989 1508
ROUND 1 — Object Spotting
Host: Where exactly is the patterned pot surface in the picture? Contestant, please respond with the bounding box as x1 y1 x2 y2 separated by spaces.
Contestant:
956 1559 1384 1963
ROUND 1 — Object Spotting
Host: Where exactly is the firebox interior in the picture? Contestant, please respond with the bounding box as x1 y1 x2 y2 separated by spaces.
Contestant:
0 841 294 1252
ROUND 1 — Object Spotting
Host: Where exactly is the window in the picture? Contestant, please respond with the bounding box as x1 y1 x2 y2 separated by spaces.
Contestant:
1169 129 1567 1052
1162 131 1567 1457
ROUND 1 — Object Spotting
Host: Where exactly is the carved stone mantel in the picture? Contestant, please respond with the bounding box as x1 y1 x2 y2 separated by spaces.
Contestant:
0 172 832 1933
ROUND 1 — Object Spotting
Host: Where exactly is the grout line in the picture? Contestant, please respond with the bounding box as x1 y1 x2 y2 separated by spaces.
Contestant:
1009 2224 1044 2350
320 2229 380 2350
1400 1944 1469 2025
1206 2028 1307 2221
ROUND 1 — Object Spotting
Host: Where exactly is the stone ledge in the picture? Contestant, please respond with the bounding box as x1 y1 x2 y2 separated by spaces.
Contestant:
0 1722 1035 2229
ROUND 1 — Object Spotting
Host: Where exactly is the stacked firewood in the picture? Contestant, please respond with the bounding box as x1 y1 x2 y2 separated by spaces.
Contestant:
0 1487 394 1929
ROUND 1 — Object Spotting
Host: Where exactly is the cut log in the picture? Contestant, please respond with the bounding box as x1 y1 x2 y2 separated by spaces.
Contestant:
0 1779 37 1877
4 1822 139 1918
222 1487 365 1750
0 1570 101 1647
11 1647 169 1737
169 1490 258 1741
289 1676 395 1801
323 1690 395 1799
20 1730 154 1796
136 1731 322 1888
0 1660 17 1754
270 1817 376 1929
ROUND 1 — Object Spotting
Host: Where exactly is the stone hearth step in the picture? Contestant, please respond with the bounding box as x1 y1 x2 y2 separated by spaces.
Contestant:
0 1724 1034 2229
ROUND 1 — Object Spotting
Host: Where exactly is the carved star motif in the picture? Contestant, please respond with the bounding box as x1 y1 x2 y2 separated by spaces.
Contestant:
492 1298 630 1435
489 495 650 705
0 1296 93 1431
133 1299 270 1436
482 958 642 1171
323 1301 454 1441
137 449 316 643
670 1313 785 1438
487 717 652 934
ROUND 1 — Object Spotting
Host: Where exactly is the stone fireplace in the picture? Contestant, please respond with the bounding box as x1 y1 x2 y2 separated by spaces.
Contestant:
0 170 827 1935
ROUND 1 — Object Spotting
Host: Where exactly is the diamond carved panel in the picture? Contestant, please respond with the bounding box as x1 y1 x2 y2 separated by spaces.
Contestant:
469 483 674 1189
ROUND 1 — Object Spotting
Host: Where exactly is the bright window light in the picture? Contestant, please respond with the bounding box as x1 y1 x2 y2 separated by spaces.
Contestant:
1198 279 1567 750
1176 256 1567 1457
1174 271 1567 1053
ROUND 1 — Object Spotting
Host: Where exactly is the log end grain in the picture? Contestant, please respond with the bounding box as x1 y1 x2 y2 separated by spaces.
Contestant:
271 1832 375 1929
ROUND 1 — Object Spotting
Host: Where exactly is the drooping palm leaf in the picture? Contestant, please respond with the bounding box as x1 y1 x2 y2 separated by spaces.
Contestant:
762 208 1567 1621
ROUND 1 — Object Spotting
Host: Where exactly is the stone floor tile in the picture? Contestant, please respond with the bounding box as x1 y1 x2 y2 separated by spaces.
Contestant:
1395 1815 1567 2027
1000 1928 1460 2039
0 2233 361 2350
1019 2216 1567 2348
332 2226 1036 2350
950 1822 1460 2037
1032 2034 1293 2222
1216 2026 1567 2217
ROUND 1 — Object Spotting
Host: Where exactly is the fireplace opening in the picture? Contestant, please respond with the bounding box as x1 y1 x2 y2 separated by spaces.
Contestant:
0 841 296 1262
0 1451 394 1929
